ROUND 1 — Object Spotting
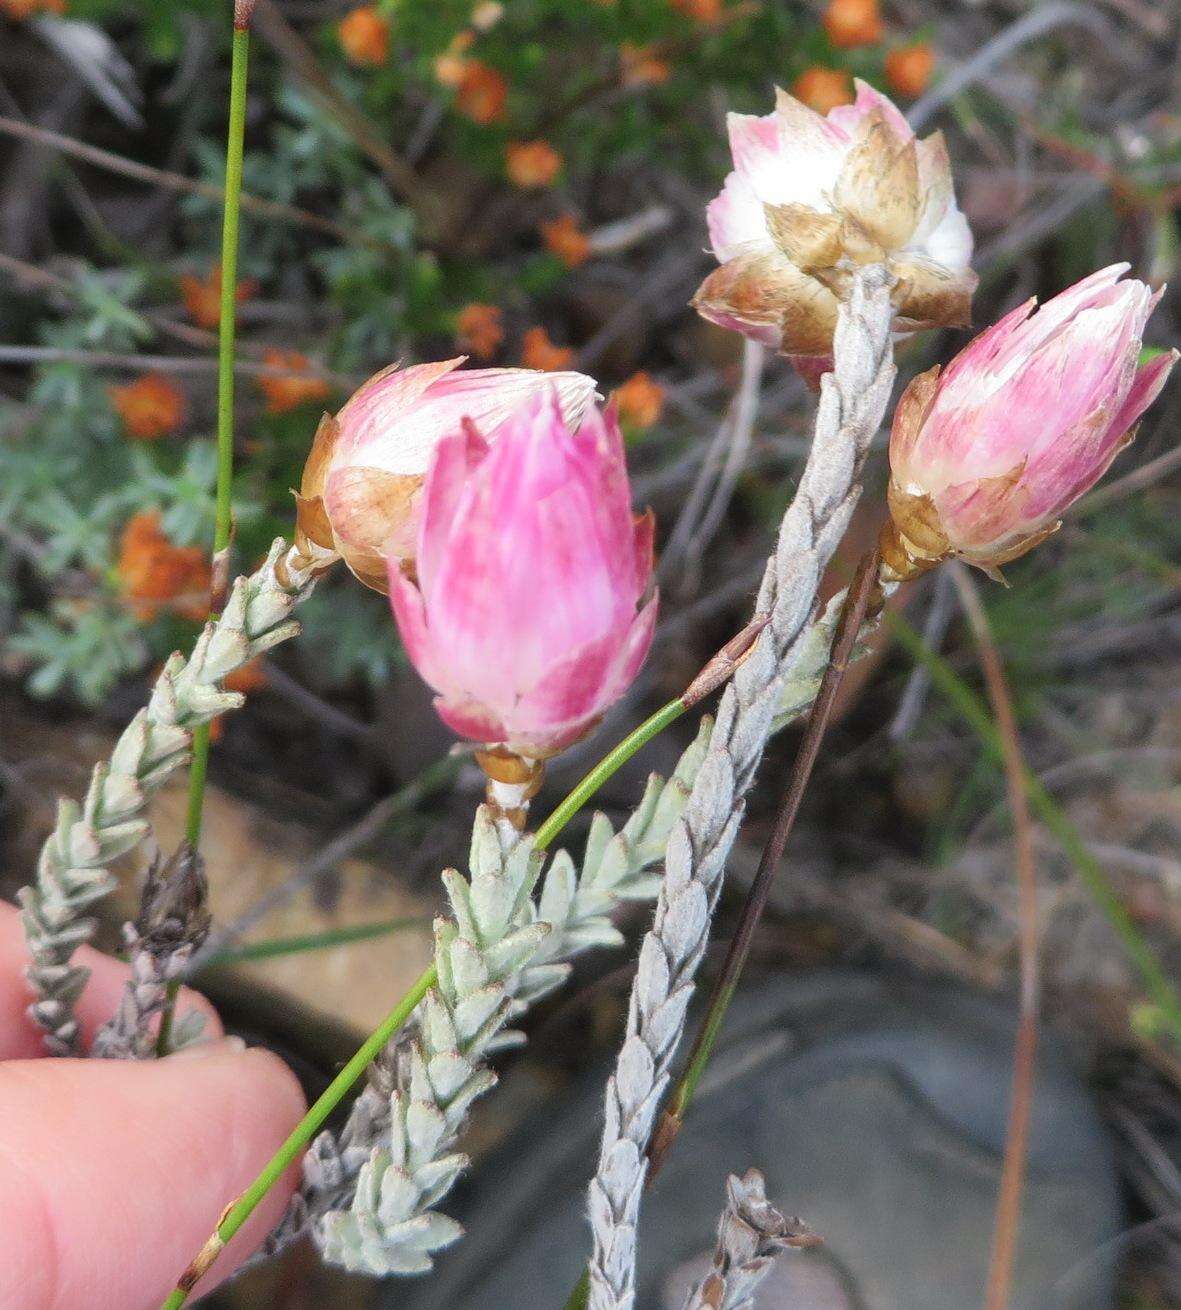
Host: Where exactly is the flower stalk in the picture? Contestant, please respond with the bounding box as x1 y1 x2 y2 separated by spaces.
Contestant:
159 6 253 1058
647 546 883 1180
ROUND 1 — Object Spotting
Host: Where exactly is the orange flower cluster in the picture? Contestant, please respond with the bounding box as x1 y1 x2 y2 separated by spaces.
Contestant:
456 303 505 360
506 140 563 188
338 5 390 67
521 326 575 372
1 0 64 17
108 373 185 441
179 267 256 331
620 43 671 88
224 656 268 693
456 60 508 125
670 0 723 24
885 42 935 99
257 349 332 415
822 0 882 48
541 214 591 268
116 512 211 622
614 372 665 431
791 66 853 115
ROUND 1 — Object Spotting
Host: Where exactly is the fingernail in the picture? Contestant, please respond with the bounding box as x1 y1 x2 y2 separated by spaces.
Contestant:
167 1035 247 1060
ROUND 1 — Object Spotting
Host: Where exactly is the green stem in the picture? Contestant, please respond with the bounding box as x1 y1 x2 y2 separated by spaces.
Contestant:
564 1270 591 1310
184 22 249 843
158 21 250 1060
197 916 431 969
161 695 693 1307
886 607 1181 1042
160 964 436 1310
533 698 685 851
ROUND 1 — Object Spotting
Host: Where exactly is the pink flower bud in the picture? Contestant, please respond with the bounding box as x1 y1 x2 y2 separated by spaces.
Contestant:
388 392 658 756
884 264 1177 577
294 358 596 591
693 80 976 380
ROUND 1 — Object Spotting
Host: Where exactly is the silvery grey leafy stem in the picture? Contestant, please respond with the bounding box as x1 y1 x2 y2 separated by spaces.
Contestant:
19 540 316 1056
586 264 897 1310
300 718 715 1275
91 841 211 1060
682 1169 816 1310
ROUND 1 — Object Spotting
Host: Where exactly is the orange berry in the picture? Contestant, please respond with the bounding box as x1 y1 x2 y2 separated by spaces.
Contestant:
506 140 563 188
1 0 65 17
885 42 935 99
521 326 575 372
434 31 475 86
670 0 723 23
541 214 591 268
338 6 390 67
822 0 882 49
178 266 256 331
613 372 665 431
455 60 508 125
456 303 505 360
791 66 854 116
257 349 332 415
116 512 211 623
108 373 185 441
224 656 268 694
619 43 671 87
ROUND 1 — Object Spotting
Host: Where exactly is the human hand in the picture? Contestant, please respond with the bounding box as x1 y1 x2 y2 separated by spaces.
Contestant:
0 901 305 1310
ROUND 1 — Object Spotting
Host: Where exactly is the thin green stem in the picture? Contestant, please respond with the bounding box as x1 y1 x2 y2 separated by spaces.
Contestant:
158 22 251 1059
197 916 431 969
184 22 249 844
564 1270 591 1310
886 606 1181 1042
533 698 686 851
160 964 436 1310
161 695 697 1307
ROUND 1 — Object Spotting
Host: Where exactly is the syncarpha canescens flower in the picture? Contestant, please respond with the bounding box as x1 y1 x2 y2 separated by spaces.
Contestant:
883 264 1177 579
388 393 657 757
294 358 596 591
693 80 976 381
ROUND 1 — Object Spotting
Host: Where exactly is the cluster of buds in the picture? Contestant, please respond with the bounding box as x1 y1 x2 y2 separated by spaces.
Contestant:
294 360 653 815
291 358 595 589
287 75 1174 813
882 264 1177 579
694 80 975 383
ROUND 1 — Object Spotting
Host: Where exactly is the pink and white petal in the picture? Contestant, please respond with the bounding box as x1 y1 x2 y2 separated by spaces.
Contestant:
434 695 509 746
913 200 973 276
706 171 772 261
509 627 626 746
827 79 912 141
694 300 783 348
387 565 446 692
416 425 489 595
437 366 598 436
1105 348 1178 443
936 296 1036 392
598 593 659 708
632 510 656 598
731 95 844 209
336 358 466 468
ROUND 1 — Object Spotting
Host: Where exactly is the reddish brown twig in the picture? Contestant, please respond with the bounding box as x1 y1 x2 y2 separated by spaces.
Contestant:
950 564 1040 1310
648 547 883 1179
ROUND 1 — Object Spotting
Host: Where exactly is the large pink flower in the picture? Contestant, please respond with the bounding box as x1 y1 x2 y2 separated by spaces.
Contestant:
294 357 596 591
388 392 658 756
885 264 1177 575
694 80 976 379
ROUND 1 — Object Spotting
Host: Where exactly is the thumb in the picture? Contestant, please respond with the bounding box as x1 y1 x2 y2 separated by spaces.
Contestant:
0 1043 306 1310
